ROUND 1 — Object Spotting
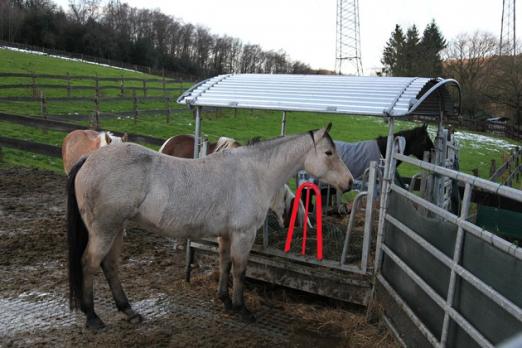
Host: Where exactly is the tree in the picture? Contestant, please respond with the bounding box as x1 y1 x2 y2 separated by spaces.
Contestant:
1 0 319 78
404 24 421 76
68 0 100 24
381 24 406 76
382 21 446 77
419 20 447 76
486 52 522 131
444 31 497 120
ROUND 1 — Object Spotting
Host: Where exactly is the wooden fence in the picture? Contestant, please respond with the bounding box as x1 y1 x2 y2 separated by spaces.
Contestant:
489 146 522 187
0 72 187 98
412 115 522 141
0 72 191 127
0 113 164 146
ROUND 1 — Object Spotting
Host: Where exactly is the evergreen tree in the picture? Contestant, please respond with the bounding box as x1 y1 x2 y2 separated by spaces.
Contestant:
381 21 447 77
381 24 406 76
420 20 447 76
404 24 421 76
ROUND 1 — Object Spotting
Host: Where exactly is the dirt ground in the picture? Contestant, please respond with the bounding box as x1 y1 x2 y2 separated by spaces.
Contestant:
0 165 397 347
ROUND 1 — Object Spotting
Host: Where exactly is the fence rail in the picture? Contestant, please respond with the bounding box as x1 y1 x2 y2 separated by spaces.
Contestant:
489 146 521 186
0 72 185 83
412 115 522 141
0 113 165 146
0 71 192 127
0 136 62 158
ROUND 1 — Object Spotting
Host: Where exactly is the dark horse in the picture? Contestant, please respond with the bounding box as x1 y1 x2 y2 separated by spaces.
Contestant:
375 123 434 165
333 124 434 180
159 134 241 157
308 124 434 209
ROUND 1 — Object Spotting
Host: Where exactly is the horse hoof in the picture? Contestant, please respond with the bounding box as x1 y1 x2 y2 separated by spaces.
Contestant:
128 313 144 324
86 317 106 332
223 299 234 312
219 294 234 312
239 308 256 323
233 305 256 323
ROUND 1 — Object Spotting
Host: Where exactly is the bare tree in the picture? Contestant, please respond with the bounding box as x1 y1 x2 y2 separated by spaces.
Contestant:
68 0 100 24
444 31 498 120
486 45 522 132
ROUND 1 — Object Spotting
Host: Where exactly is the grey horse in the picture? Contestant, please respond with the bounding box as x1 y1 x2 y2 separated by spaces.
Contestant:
66 124 353 330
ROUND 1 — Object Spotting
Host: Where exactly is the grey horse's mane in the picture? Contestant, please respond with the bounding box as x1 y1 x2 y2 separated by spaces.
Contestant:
246 129 335 151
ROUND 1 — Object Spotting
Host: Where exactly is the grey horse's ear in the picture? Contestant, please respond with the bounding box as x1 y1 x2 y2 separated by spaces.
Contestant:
314 123 333 141
105 132 112 144
325 122 332 133
122 133 128 142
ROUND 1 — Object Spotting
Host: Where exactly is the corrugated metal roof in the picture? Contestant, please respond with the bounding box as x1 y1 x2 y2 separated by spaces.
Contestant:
177 74 460 117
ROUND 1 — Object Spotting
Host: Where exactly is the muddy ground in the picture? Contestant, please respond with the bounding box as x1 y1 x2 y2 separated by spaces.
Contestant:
0 166 397 347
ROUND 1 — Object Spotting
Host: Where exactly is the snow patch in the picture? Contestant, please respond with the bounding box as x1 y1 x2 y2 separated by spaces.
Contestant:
453 130 517 152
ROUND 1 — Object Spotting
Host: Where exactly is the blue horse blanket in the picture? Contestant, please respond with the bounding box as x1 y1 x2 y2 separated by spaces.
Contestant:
334 140 382 179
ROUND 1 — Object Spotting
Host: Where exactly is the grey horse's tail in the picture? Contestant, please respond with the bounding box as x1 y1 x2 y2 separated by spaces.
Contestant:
66 157 88 311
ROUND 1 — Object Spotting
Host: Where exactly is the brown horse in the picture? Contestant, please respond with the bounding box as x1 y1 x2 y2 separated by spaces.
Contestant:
62 130 127 174
159 134 241 157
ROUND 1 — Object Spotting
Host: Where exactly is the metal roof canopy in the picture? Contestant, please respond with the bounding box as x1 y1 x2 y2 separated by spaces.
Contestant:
177 74 461 117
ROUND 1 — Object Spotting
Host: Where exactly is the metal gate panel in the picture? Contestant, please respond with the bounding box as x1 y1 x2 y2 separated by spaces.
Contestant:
375 150 522 348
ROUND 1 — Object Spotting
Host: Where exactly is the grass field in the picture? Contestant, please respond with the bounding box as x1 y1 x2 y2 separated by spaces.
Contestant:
0 47 520 187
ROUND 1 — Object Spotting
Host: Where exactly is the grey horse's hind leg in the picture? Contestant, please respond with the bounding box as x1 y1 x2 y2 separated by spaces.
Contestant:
81 225 116 331
230 229 257 322
101 229 143 324
217 236 232 311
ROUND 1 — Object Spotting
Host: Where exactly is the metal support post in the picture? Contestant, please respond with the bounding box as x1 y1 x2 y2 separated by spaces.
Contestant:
281 111 287 136
440 183 472 346
186 106 202 282
366 117 395 321
361 161 377 273
374 117 395 274
193 107 202 159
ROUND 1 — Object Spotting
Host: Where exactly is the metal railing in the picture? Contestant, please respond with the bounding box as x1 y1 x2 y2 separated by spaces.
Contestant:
375 142 522 347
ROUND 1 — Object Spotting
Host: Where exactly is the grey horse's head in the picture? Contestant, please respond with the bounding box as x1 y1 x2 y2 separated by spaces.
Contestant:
304 123 353 192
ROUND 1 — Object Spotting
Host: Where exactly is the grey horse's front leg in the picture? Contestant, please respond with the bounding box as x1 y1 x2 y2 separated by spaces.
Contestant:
217 236 233 311
230 230 257 322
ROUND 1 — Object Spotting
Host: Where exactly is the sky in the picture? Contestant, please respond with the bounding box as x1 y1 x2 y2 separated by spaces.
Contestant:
55 0 519 75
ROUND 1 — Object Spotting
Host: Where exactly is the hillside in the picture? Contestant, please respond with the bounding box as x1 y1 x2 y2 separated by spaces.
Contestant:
0 47 153 77
0 47 520 185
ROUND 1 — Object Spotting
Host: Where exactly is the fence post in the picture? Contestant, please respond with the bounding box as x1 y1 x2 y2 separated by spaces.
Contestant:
133 89 138 124
40 92 47 119
93 95 100 129
66 72 71 97
162 75 166 96
165 96 171 124
515 146 522 183
142 79 147 97
95 74 100 97
32 74 37 100
489 159 496 178
120 76 125 96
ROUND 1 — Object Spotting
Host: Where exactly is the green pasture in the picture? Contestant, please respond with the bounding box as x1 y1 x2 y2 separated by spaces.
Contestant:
0 47 520 189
